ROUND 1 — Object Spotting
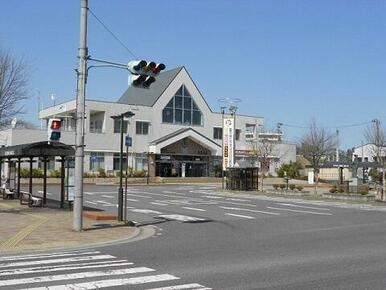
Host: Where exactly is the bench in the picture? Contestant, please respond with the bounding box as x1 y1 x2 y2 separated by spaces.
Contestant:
20 191 42 207
1 188 15 199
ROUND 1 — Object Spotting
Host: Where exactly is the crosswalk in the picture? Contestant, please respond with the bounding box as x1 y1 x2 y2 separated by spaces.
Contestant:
0 250 210 290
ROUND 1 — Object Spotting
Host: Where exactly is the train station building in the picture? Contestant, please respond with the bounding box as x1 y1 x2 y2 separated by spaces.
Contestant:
0 67 296 177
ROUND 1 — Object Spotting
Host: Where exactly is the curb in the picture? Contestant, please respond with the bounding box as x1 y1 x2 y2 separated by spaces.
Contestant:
0 226 146 256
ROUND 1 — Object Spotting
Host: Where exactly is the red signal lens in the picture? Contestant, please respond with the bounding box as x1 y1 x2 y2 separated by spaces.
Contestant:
51 120 61 129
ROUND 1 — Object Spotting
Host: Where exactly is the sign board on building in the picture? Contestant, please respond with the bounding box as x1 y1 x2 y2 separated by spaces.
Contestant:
222 116 235 170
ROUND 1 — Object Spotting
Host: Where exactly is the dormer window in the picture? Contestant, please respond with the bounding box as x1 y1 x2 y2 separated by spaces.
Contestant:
162 85 202 126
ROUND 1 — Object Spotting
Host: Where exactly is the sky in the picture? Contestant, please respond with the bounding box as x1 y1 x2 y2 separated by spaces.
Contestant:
1 0 386 149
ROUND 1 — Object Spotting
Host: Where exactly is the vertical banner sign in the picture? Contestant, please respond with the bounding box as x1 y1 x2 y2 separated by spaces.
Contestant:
223 116 235 170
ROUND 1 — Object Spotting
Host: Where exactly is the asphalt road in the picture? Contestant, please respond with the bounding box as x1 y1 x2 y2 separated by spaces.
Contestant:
4 184 386 289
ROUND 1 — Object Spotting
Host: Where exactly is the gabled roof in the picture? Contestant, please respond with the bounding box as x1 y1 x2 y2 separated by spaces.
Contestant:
150 127 219 148
117 67 183 107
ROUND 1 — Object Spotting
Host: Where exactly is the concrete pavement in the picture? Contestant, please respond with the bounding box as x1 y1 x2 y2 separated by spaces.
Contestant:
0 199 138 255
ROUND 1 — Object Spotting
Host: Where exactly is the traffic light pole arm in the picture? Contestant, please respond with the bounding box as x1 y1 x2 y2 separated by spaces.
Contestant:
88 57 128 70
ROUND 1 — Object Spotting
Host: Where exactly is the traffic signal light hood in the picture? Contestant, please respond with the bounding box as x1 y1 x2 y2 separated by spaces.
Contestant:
127 60 165 88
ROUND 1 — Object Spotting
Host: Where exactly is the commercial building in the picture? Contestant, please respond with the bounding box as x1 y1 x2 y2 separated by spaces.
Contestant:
1 67 296 177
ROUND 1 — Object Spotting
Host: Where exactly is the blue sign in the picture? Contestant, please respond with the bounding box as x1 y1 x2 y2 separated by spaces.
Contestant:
125 135 132 147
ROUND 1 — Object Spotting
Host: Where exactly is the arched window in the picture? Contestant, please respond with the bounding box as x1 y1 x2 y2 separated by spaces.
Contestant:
162 85 202 126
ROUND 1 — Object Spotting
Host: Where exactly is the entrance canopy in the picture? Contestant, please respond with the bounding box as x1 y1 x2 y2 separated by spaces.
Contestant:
149 128 221 155
0 141 75 158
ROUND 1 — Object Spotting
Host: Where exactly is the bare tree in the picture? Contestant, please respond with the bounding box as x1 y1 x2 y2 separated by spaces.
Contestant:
299 121 337 192
364 119 386 200
0 49 28 127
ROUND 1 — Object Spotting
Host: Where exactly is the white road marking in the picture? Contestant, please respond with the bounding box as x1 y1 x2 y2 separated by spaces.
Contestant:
220 200 257 207
158 214 206 222
225 213 255 219
0 262 133 276
27 274 179 290
101 195 114 198
95 200 111 204
226 198 247 202
0 250 100 262
0 259 128 276
0 255 115 268
84 192 94 195
266 206 333 216
219 206 280 215
204 196 223 199
148 283 211 290
130 209 163 214
127 193 153 199
151 202 168 206
182 207 206 212
0 267 154 286
85 201 98 205
276 203 331 211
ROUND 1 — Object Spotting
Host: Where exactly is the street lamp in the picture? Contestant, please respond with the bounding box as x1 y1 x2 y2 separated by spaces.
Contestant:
111 111 135 221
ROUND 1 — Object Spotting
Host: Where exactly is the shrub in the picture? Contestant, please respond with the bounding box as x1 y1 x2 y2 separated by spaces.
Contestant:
49 169 61 178
358 184 369 195
98 169 107 178
296 185 303 191
19 168 30 178
337 186 345 193
329 188 337 193
277 162 303 179
279 184 286 190
289 184 296 190
133 170 146 178
273 184 279 190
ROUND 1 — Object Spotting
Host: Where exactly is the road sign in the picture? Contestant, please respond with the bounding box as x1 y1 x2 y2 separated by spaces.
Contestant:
125 135 132 147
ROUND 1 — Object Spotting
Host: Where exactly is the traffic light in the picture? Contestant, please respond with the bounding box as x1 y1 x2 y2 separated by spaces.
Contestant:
127 60 165 88
47 118 62 142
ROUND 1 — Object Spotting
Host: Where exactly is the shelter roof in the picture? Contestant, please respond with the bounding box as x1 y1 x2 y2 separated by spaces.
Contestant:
0 141 75 159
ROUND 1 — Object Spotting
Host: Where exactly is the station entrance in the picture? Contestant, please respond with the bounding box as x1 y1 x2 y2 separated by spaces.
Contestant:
155 154 210 177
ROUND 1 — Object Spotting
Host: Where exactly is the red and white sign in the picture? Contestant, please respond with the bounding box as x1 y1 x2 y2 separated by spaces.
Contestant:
223 116 235 170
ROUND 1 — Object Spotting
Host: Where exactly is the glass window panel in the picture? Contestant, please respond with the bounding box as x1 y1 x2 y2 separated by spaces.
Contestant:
183 86 191 96
192 101 199 110
175 96 182 109
193 111 202 125
142 122 149 135
175 87 183 96
114 119 127 133
213 127 222 139
183 96 192 109
183 110 191 125
165 98 174 108
162 108 173 123
236 129 241 140
175 109 182 123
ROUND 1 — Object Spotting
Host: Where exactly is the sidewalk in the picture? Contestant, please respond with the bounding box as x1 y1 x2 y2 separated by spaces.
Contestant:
0 199 138 255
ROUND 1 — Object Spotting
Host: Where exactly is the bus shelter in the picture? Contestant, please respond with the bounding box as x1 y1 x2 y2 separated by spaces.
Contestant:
226 167 259 191
0 141 75 208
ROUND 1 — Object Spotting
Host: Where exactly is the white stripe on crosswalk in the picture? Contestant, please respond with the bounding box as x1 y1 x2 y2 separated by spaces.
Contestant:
0 261 133 276
0 267 154 286
27 274 179 290
266 206 333 216
220 206 280 215
0 250 100 262
151 202 168 206
276 203 331 211
225 213 255 219
148 283 212 290
182 207 206 212
0 259 128 276
101 195 114 198
0 254 115 268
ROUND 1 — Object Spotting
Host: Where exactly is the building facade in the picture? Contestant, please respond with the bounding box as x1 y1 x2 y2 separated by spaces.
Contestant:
1 67 296 177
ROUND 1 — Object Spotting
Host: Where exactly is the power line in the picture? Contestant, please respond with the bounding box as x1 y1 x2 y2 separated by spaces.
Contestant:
88 8 138 59
281 120 373 130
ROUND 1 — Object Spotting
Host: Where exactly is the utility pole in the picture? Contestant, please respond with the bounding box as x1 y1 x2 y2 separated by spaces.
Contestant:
336 129 339 162
73 0 88 232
